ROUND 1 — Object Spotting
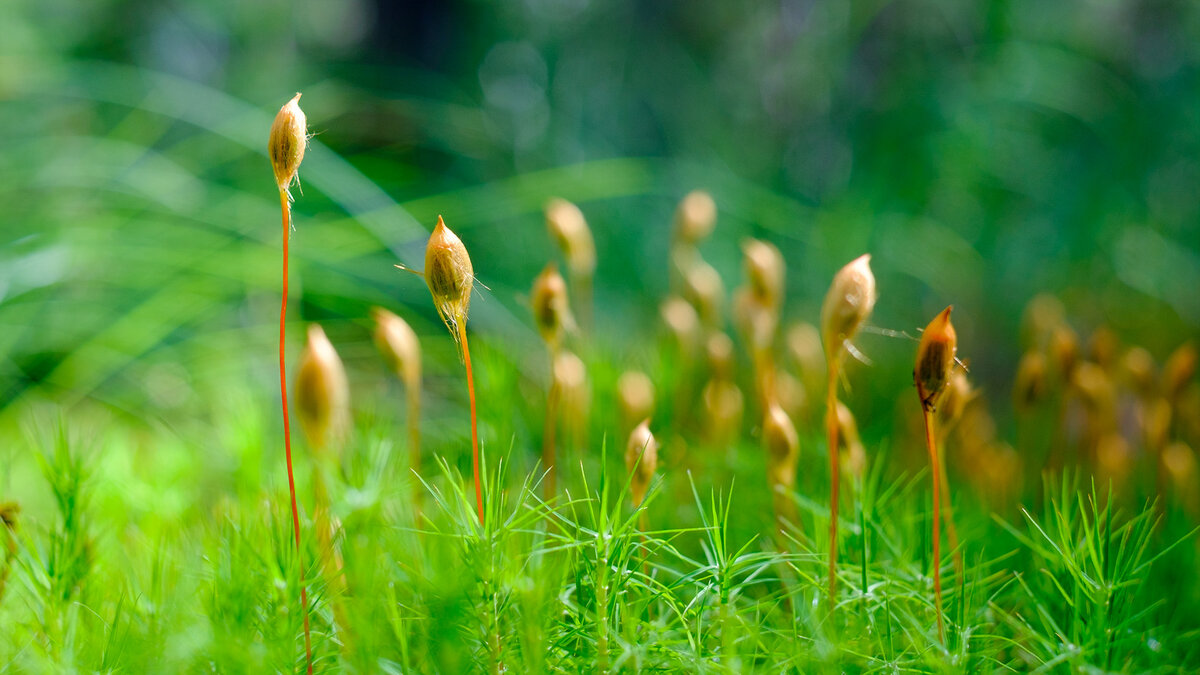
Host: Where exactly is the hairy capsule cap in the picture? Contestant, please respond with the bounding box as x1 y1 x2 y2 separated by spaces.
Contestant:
424 216 474 345
617 371 655 432
544 198 596 277
371 307 421 388
673 190 717 245
820 254 876 361
764 403 799 488
531 262 571 348
295 324 350 454
915 306 958 412
625 420 658 507
268 93 308 192
1014 351 1048 411
742 238 785 308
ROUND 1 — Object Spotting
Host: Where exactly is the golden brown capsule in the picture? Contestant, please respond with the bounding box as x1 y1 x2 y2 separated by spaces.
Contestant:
1020 293 1065 350
661 295 702 355
742 238 785 309
681 259 724 328
915 306 957 412
1049 325 1080 381
295 324 350 455
787 322 825 396
673 190 717 245
1119 347 1157 399
702 379 744 444
371 307 421 388
764 403 799 489
268 93 308 193
1014 351 1048 411
1087 326 1120 371
1164 342 1197 402
424 216 474 348
936 369 972 432
531 262 571 348
820 254 876 361
617 371 655 434
554 350 589 442
625 420 659 507
705 332 736 381
544 198 596 278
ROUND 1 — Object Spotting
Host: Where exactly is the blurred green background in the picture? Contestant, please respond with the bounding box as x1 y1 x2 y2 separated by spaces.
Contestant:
2 0 1199 455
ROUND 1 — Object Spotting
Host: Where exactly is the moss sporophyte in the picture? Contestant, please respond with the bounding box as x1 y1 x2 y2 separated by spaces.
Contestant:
267 91 312 674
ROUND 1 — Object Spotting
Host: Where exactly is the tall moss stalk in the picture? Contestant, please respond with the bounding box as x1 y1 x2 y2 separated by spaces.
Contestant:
819 254 876 610
915 306 958 644
422 216 483 525
268 92 312 673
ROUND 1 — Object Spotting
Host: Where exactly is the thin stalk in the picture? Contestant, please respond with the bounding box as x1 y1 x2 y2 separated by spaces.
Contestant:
825 363 841 608
575 272 594 335
936 444 963 580
921 405 946 645
278 189 313 674
406 379 422 520
542 349 560 500
458 321 484 526
312 462 352 651
859 487 868 603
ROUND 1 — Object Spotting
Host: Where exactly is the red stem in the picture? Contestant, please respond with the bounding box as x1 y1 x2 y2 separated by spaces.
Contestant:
826 363 840 609
280 190 313 674
921 401 945 645
459 321 484 526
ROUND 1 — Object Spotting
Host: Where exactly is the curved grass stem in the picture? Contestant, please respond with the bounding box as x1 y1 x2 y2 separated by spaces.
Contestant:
278 188 313 674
